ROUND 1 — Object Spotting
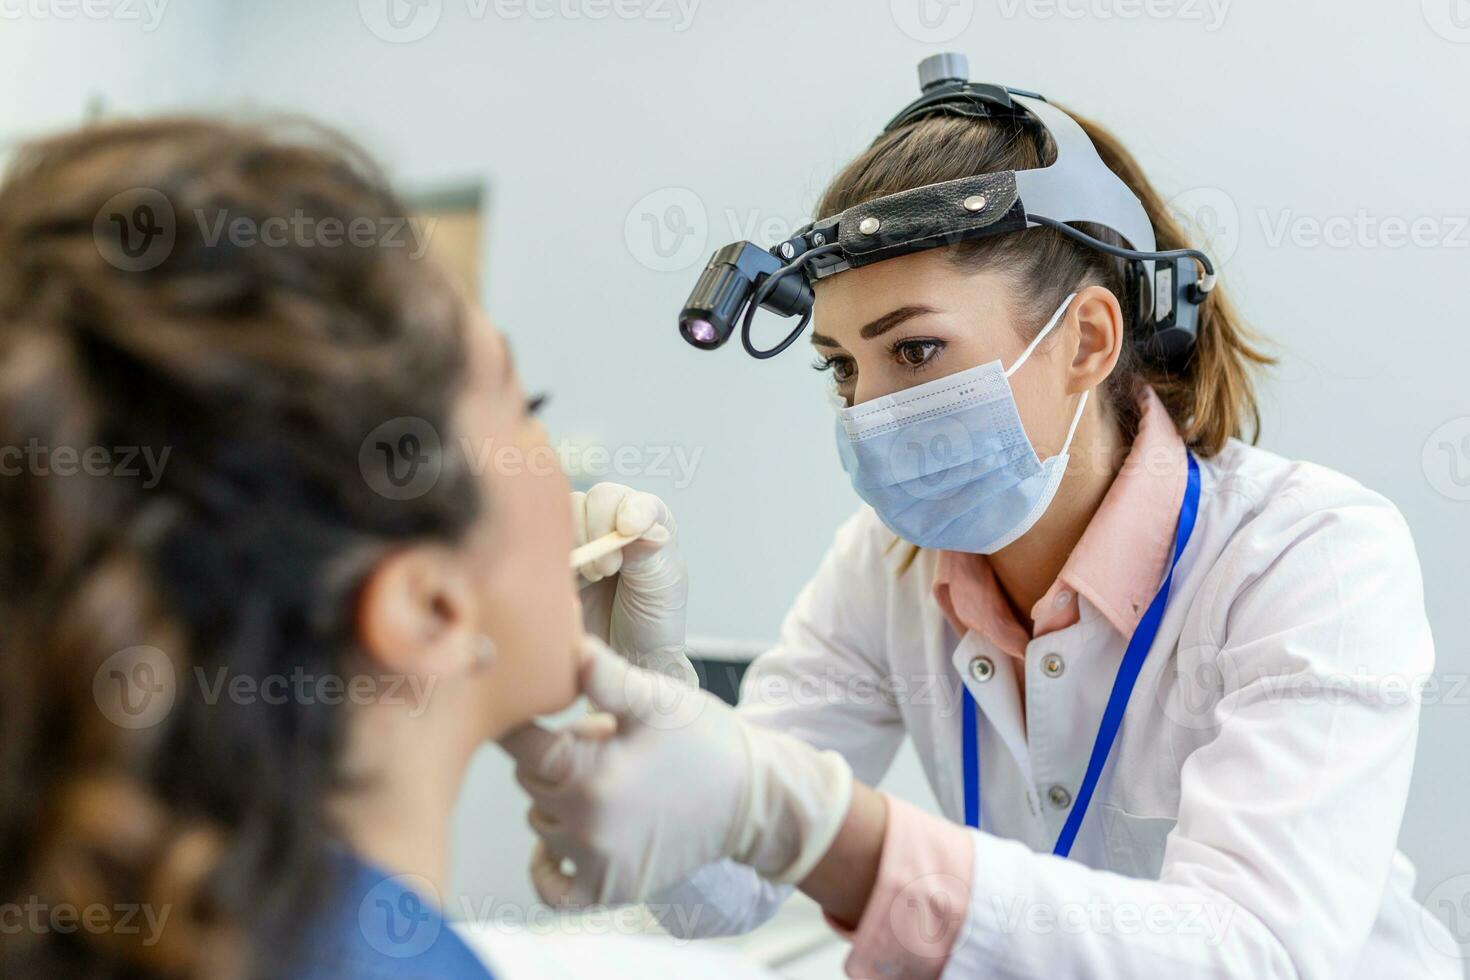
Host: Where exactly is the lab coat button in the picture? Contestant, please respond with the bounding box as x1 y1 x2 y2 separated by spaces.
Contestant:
968 656 994 683
1042 653 1065 677
1053 589 1072 608
1047 784 1072 809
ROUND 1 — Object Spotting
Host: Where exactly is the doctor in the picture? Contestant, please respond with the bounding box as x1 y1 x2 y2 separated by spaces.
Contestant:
503 60 1456 979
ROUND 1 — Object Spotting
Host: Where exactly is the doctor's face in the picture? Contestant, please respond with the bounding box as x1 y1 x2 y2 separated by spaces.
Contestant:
810 248 1083 463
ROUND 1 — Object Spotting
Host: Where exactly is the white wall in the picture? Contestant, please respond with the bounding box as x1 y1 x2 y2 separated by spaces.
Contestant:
0 1 225 145
8 0 1468 956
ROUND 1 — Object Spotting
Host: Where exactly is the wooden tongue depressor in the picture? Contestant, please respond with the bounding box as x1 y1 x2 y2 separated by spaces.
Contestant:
569 531 641 570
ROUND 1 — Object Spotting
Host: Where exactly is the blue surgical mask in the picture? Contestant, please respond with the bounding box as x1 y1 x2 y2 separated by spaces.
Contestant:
832 293 1086 554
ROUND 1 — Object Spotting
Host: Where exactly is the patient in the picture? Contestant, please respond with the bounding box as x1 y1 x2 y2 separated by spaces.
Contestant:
0 119 762 979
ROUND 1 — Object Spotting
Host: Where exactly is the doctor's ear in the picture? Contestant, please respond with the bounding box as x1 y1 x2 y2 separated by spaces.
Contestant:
1066 285 1125 393
355 544 479 678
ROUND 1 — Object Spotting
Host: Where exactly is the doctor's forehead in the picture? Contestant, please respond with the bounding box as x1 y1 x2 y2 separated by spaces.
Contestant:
814 260 1019 345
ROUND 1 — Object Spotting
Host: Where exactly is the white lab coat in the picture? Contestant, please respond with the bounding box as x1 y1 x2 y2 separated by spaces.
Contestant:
653 439 1458 979
456 924 779 979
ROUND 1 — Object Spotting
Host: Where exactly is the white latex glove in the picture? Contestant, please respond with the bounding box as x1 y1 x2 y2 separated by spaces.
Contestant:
572 483 695 686
499 636 853 908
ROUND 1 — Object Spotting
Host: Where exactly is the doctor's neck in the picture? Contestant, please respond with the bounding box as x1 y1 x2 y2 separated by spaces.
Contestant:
988 395 1129 632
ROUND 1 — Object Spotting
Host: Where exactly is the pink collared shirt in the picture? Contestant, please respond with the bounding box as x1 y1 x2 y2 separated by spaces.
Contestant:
932 385 1188 657
835 386 1188 980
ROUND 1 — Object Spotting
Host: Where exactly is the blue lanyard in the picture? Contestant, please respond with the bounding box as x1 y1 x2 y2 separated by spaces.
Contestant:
961 452 1200 857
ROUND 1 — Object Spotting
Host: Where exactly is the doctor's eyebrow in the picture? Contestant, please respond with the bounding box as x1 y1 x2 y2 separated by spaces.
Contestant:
810 304 942 349
859 304 940 339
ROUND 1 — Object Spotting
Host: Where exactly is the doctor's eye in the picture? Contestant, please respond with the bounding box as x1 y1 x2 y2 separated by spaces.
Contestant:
812 354 856 384
891 338 945 371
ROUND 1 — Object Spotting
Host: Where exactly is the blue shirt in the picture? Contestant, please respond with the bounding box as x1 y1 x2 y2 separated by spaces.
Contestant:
289 854 493 980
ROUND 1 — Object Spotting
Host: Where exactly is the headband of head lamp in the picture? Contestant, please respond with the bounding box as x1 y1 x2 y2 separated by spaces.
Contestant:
678 52 1215 365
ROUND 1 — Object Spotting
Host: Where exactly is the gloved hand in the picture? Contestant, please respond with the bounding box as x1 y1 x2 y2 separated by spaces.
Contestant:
572 483 695 686
499 636 854 908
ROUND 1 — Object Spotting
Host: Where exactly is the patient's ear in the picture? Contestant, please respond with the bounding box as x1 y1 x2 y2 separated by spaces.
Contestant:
356 545 477 677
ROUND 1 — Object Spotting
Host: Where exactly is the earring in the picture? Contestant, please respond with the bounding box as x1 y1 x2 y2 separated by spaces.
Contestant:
471 634 498 671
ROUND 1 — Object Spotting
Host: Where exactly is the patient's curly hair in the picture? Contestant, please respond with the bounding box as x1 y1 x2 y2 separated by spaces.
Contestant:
0 118 480 978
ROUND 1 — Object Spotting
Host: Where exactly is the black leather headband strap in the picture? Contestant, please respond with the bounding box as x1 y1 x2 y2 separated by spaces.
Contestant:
835 170 1027 269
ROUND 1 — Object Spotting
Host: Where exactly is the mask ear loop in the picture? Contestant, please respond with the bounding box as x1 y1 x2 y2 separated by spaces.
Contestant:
1003 291 1089 458
1059 388 1089 457
1003 292 1077 379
